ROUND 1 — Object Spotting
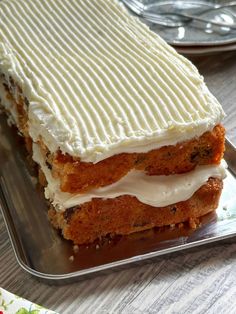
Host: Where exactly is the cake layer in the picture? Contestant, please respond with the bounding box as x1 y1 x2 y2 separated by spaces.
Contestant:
49 178 223 244
33 142 227 210
0 74 225 194
0 0 224 162
0 75 18 125
51 125 225 193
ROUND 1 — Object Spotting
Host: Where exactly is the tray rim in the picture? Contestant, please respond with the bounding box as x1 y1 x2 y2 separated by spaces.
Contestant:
0 138 236 283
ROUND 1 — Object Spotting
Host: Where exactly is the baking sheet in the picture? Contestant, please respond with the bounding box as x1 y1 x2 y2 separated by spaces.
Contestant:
0 114 236 284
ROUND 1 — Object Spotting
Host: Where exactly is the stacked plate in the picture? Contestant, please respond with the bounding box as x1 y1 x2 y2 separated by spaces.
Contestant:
126 0 236 55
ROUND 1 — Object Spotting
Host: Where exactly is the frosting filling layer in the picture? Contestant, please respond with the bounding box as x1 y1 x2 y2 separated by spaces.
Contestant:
33 143 227 211
0 0 225 163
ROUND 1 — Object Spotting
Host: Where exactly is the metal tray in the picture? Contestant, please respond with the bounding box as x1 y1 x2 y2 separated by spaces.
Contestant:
0 114 236 284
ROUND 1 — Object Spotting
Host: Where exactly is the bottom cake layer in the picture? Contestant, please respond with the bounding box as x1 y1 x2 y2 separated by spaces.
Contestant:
48 178 223 245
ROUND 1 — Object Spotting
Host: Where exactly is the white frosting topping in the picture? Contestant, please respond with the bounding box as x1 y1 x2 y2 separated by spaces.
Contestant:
0 0 225 163
33 143 227 211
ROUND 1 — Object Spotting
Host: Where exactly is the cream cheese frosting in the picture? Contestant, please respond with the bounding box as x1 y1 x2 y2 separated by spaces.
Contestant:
33 143 227 211
0 0 225 163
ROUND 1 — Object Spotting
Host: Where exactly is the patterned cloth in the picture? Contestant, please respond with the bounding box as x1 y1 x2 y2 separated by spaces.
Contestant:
0 288 58 314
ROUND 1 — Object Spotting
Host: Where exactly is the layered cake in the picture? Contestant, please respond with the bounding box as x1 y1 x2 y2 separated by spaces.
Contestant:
0 0 226 244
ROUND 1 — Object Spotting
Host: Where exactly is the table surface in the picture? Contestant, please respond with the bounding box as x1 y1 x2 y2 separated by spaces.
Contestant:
1 51 236 314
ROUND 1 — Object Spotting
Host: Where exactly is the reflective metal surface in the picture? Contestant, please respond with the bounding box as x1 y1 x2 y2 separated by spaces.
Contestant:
124 0 236 47
123 0 236 30
0 114 236 284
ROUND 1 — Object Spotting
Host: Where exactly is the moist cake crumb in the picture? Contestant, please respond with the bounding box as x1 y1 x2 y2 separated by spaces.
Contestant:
69 255 74 262
73 245 79 253
188 218 200 229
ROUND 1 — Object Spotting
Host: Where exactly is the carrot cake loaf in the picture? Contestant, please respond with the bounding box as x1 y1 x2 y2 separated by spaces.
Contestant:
0 0 226 244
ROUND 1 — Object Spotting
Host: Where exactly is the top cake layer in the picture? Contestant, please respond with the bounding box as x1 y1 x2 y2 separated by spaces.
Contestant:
0 0 224 163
